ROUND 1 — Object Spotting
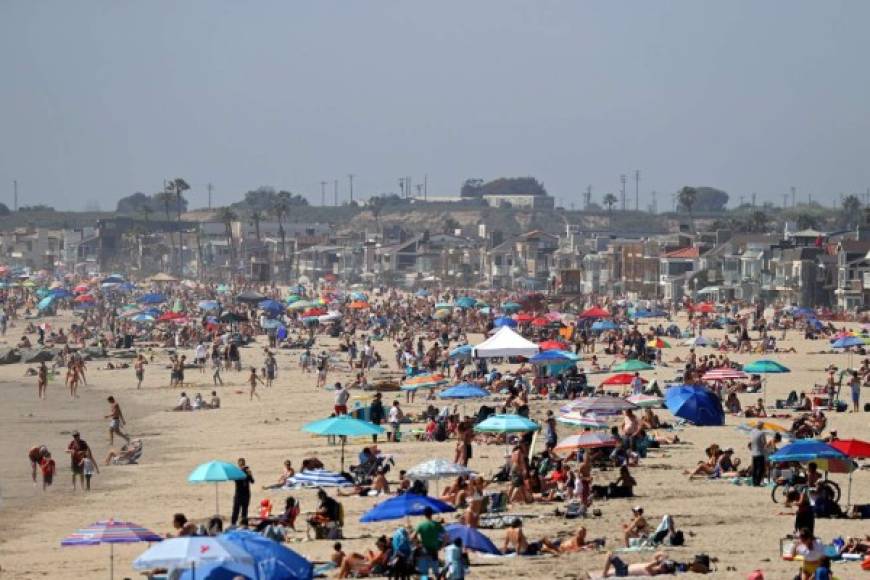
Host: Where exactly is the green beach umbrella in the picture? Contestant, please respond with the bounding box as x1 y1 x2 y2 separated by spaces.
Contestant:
612 359 654 372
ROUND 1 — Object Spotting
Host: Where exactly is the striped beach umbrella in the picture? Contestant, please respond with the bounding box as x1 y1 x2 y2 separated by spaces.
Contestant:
556 412 612 429
701 368 748 381
562 395 638 415
62 519 162 580
554 432 620 453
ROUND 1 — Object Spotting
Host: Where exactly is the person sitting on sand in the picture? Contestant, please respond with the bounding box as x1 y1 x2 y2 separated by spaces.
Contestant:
173 392 191 411
502 518 561 556
622 506 650 547
103 439 143 465
744 398 767 418
262 460 296 489
640 408 661 430
724 391 742 414
169 513 197 537
208 390 221 409
336 535 390 578
338 469 390 497
687 445 721 478
590 551 677 578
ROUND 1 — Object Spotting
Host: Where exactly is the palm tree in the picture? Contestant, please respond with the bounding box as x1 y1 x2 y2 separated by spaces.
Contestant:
749 210 769 233
274 191 292 280
602 193 618 214
677 186 697 217
250 210 263 242
168 178 190 275
154 190 176 270
217 207 237 271
842 194 862 228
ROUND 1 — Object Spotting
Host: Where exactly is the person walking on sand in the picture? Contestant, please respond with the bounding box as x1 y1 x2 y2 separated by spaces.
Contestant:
106 396 130 446
28 445 48 484
134 354 146 389
37 361 48 399
212 344 224 385
39 451 55 492
248 367 263 400
67 431 98 491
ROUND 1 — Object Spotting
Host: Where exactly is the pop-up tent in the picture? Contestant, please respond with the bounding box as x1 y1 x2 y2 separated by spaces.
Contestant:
472 326 540 358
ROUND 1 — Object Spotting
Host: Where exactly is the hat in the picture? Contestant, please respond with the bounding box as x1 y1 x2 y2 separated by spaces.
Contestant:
724 448 734 453
71 430 80 436
632 505 643 513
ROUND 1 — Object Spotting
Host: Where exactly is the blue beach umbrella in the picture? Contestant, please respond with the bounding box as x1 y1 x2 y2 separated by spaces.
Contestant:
37 295 55 311
51 288 73 299
448 344 473 359
591 320 618 331
302 415 384 470
665 385 724 426
258 299 284 315
198 300 220 311
439 383 490 399
444 524 500 555
769 439 853 473
742 359 790 373
493 316 517 328
456 296 477 309
831 336 864 349
529 350 575 365
360 493 455 523
474 414 539 433
137 293 166 304
188 461 248 515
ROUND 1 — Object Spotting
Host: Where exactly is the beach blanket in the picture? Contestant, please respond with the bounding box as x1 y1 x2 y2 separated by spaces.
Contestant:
284 469 352 488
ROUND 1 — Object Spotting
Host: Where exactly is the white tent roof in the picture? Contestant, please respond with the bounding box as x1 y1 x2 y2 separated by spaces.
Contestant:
473 326 540 358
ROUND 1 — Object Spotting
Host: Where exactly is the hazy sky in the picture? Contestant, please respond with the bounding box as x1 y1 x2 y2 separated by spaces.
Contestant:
2 1 869 211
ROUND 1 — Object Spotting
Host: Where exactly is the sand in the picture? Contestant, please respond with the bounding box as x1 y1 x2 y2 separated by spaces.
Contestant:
0 314 868 580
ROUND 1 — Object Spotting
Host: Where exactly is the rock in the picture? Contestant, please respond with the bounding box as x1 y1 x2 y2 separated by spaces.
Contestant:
20 348 57 363
0 347 20 364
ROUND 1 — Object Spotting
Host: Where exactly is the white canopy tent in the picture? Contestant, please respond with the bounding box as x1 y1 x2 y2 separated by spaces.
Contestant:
473 326 540 358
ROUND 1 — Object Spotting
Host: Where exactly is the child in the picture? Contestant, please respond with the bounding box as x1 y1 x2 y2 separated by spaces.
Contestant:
39 452 55 491
814 556 832 580
81 454 96 491
248 367 264 401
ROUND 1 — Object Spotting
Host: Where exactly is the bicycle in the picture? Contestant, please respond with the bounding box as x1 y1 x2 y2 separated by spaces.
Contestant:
770 479 841 504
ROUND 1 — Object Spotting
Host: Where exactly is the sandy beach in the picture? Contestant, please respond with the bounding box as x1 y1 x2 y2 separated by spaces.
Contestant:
0 312 868 580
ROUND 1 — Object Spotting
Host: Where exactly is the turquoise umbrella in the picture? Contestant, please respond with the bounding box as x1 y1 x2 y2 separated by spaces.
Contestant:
456 297 477 309
501 302 522 313
474 414 539 433
37 295 55 311
188 461 247 515
302 415 384 470
743 360 790 373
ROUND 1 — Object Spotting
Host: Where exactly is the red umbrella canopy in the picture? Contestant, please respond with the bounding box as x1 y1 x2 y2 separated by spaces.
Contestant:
601 373 648 386
830 439 870 458
692 303 716 313
539 339 568 350
579 306 610 318
530 317 549 327
514 312 534 323
158 311 185 321
74 294 95 303
303 307 327 317
73 284 90 294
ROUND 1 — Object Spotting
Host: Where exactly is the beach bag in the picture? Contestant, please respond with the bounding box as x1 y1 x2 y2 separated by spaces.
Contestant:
690 553 710 573
669 530 685 546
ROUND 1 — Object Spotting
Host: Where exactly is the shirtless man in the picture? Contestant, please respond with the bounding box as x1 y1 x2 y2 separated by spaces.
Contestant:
502 518 568 556
37 361 48 399
28 445 48 483
623 506 649 547
578 450 593 507
593 551 676 578
105 396 130 446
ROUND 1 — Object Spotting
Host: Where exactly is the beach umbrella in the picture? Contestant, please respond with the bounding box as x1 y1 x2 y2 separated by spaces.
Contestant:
456 297 477 309
832 335 864 368
37 295 55 311
554 432 620 453
591 319 618 331
529 350 575 365
74 294 95 303
219 311 248 323
188 461 248 515
349 300 369 310
562 396 638 415
702 368 748 381
198 300 220 311
769 440 855 482
131 314 155 323
318 311 341 323
258 299 284 314
626 394 664 408
501 302 522 313
439 383 490 399
742 359 790 373
286 469 353 488
647 337 671 349
137 293 166 304
474 414 539 434
683 336 711 347
612 359 654 372
493 316 518 328
236 290 266 304
600 373 646 387
62 519 162 580
360 493 455 523
830 439 870 458
530 316 549 328
514 312 534 324
538 339 569 351
74 283 90 293
448 344 473 359
415 288 430 297
691 302 716 313
133 536 255 580
664 385 724 426
301 415 384 471
579 306 610 319
443 524 500 555
287 300 312 311
158 311 186 322
406 459 474 482
434 302 453 310
51 288 73 299
557 412 612 429
350 291 367 301
173 530 313 580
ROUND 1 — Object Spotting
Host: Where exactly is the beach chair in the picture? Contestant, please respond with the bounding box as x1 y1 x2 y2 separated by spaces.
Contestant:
307 503 344 540
111 440 143 465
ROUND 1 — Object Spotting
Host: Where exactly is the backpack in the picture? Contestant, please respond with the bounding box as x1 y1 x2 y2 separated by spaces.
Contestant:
669 530 685 546
690 553 710 573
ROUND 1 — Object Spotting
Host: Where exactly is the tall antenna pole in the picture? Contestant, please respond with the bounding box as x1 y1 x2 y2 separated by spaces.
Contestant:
585 185 592 209
334 180 338 206
348 174 355 204
751 192 757 207
782 193 788 208
207 183 213 209
651 190 658 214
791 186 796 208
634 170 640 211
12 180 18 212
320 181 327 206
424 174 428 200
619 174 626 211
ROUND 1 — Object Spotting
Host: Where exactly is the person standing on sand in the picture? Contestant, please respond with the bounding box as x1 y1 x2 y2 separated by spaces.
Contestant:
232 458 255 526
28 445 48 483
134 354 145 389
749 421 767 487
106 396 130 446
66 431 98 491
248 367 263 400
37 361 48 399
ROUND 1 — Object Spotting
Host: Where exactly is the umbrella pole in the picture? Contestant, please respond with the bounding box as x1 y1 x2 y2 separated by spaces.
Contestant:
110 543 114 580
215 482 219 516
341 439 346 472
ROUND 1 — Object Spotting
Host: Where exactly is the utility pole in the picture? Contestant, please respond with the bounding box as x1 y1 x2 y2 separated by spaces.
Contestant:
398 178 405 198
634 170 640 211
651 190 658 214
739 195 745 207
782 193 788 208
207 183 213 209
12 180 18 212
791 186 796 208
584 185 592 209
320 181 327 206
423 174 428 200
619 174 626 211
334 179 338 206
751 192 757 207
347 174 354 204
415 184 423 198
